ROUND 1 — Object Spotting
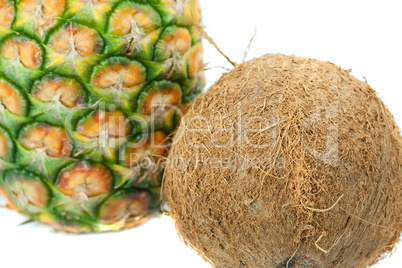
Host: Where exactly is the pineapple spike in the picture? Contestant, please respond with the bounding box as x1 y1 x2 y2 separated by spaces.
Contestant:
124 18 144 54
5 66 13 74
67 24 78 58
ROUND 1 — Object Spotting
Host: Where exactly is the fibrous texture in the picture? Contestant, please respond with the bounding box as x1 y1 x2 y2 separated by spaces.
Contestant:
163 54 402 267
0 0 204 233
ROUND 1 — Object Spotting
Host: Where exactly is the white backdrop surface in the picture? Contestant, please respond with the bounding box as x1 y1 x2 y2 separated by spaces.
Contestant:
1 1 401 267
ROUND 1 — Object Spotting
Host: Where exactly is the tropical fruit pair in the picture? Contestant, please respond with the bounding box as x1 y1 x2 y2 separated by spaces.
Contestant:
0 0 204 233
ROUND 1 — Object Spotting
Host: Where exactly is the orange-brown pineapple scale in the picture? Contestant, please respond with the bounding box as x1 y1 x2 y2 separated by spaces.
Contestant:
0 0 204 232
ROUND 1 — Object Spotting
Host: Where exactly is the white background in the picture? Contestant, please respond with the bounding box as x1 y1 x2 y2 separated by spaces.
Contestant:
1 0 401 267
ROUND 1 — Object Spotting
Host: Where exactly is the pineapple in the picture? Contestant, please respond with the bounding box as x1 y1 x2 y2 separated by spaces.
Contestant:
0 0 204 232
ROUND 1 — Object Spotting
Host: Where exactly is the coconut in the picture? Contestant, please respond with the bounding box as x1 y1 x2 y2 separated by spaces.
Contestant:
162 54 402 268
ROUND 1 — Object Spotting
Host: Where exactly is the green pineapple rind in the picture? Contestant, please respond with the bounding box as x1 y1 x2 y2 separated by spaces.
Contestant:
0 0 204 232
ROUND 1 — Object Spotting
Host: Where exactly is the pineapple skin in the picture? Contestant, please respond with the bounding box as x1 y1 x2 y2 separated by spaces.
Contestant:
0 0 204 233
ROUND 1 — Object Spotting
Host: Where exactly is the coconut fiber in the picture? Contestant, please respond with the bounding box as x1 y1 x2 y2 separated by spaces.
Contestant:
163 54 402 268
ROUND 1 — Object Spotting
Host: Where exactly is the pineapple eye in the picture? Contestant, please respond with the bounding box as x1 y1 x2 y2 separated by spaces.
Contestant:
121 131 168 168
91 58 147 90
154 26 192 62
0 78 27 116
19 0 65 18
32 75 86 108
0 0 14 29
18 0 66 38
76 110 131 138
3 171 50 208
0 36 42 69
177 0 201 25
56 162 113 198
98 190 151 224
47 23 103 58
108 2 161 36
162 0 201 25
138 81 182 115
19 124 73 157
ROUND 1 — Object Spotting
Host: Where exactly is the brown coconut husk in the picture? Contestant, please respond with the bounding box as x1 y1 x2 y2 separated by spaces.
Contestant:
162 54 402 268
